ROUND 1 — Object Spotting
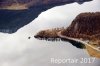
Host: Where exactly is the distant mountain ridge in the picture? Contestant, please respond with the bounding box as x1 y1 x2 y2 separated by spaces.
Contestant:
0 0 92 33
0 0 92 9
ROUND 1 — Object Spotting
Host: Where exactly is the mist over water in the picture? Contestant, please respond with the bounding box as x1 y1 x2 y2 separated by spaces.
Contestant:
0 0 100 66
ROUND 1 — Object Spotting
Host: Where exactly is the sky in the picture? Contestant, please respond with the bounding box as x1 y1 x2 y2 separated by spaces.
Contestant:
0 0 100 66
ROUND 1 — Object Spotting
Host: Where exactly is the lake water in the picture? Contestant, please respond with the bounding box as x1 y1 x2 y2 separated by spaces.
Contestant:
0 0 100 66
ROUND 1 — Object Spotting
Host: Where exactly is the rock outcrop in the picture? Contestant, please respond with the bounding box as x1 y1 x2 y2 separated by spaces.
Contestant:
62 12 100 40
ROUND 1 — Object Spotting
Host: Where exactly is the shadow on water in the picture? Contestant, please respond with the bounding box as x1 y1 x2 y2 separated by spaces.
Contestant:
61 38 86 49
36 37 86 49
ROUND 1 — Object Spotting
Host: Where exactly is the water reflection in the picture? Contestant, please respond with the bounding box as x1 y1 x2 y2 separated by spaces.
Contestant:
35 37 85 49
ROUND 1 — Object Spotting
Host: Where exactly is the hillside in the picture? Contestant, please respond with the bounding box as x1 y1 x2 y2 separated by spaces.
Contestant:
62 12 100 40
34 12 100 58
35 12 100 40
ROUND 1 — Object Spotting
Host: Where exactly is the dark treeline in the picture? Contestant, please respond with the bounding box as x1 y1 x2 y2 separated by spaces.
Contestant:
37 37 61 41
34 27 65 38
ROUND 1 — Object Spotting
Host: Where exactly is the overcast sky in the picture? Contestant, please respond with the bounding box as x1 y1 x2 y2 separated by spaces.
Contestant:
0 0 100 66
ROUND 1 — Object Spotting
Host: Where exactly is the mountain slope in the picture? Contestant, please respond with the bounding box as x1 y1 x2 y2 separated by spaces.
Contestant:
62 12 100 40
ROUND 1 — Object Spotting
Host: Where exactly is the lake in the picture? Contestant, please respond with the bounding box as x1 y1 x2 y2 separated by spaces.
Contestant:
0 0 100 66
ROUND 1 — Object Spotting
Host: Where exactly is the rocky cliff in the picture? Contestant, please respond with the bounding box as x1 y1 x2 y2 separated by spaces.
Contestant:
62 12 100 40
